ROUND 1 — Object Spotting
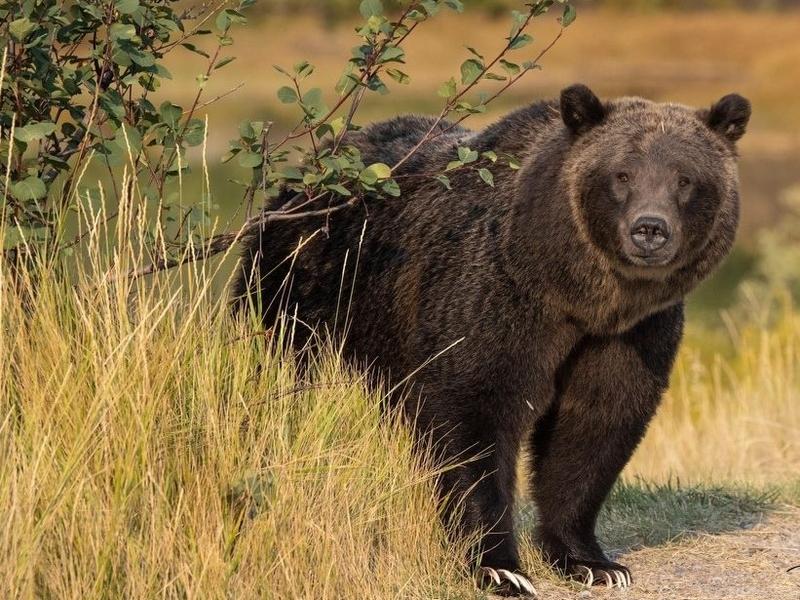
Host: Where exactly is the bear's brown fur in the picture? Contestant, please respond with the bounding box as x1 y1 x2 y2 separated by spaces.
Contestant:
232 84 750 596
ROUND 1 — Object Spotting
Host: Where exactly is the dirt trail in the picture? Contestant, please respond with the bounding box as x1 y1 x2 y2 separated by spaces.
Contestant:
531 508 800 600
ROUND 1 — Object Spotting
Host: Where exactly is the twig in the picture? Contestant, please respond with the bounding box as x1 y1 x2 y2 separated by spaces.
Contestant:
187 82 245 114
391 8 556 172
124 194 361 281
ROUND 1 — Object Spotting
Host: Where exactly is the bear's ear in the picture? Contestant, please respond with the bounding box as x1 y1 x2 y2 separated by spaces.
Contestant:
560 84 605 135
699 94 751 143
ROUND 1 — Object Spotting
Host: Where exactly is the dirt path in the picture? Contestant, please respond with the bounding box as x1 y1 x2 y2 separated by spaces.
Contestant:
531 508 800 600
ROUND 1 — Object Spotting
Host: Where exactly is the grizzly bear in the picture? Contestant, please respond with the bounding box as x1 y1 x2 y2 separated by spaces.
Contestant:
232 84 750 597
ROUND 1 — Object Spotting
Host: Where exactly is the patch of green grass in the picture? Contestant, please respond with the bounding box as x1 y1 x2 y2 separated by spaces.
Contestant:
598 480 777 553
776 479 800 506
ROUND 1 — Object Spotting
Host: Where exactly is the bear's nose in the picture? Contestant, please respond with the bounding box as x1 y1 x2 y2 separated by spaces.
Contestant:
630 216 670 252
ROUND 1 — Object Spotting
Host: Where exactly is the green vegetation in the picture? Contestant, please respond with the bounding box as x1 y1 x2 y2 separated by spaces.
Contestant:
598 481 776 551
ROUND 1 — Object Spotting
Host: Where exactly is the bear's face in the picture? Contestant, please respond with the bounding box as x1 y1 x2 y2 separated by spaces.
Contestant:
560 85 750 282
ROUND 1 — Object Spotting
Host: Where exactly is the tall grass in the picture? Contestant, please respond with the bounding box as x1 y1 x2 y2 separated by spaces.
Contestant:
0 197 471 599
629 288 800 486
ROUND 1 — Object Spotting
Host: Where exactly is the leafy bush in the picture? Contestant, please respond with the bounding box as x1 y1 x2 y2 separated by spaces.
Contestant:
1 0 576 280
1 0 257 257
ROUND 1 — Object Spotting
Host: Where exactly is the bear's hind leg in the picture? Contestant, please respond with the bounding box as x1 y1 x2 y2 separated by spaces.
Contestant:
529 305 683 588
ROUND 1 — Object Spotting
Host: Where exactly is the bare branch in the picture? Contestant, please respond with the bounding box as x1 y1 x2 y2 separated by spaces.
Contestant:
124 194 361 281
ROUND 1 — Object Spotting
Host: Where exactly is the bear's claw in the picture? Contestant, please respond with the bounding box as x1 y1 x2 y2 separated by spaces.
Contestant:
477 567 537 597
574 564 632 589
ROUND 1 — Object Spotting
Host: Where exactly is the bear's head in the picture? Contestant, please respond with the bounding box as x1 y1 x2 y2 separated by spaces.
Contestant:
558 84 750 283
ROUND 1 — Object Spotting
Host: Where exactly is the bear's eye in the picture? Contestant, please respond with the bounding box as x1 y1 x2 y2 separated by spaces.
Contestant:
616 172 629 183
678 176 691 188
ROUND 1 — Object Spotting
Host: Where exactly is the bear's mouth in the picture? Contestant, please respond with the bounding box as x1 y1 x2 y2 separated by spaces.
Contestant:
628 253 673 267
614 249 679 281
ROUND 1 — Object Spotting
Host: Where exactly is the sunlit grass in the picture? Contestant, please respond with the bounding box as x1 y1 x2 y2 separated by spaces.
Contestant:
0 213 472 598
628 288 800 487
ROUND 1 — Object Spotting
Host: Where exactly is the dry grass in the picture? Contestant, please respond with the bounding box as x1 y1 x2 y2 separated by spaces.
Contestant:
0 215 473 598
628 289 800 486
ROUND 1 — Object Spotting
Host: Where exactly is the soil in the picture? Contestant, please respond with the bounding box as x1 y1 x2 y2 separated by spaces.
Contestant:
513 508 800 600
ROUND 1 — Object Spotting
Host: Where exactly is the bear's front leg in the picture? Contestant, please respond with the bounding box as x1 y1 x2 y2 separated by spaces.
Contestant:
529 304 683 589
422 401 536 598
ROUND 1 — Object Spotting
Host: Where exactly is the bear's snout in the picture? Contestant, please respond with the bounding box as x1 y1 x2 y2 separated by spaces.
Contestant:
630 215 670 253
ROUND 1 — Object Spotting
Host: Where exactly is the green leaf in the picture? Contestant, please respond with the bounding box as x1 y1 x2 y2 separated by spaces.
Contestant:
359 0 383 18
466 46 484 60
110 23 136 40
378 46 405 64
10 176 47 201
435 174 452 190
386 68 410 85
303 88 324 106
215 8 246 31
301 88 328 117
273 64 291 78
446 160 463 171
216 10 230 31
362 162 392 182
509 9 526 38
509 34 533 50
221 148 241 163
460 59 484 86
9 18 35 42
326 184 351 196
457 146 478 164
294 61 314 78
561 4 577 27
444 0 464 12
14 122 57 143
184 119 206 147
115 0 140 15
485 73 506 81
437 77 457 99
181 43 210 58
115 123 142 154
478 168 494 187
382 179 401 197
280 166 304 180
482 150 498 163
277 86 298 104
159 102 183 129
214 56 236 70
129 50 155 67
330 117 346 137
336 71 359 96
238 152 263 168
500 59 520 75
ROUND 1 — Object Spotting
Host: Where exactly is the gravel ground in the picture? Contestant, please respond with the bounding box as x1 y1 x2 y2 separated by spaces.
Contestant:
511 508 800 600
